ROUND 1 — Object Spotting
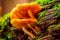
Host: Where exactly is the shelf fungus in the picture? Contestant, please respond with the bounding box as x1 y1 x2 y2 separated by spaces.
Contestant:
10 3 42 38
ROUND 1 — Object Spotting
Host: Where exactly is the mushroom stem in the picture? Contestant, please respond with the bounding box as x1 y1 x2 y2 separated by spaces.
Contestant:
34 26 40 34
27 24 38 34
22 26 35 38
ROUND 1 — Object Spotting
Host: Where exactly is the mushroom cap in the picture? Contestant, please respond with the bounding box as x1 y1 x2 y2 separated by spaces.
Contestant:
10 3 42 29
10 3 42 19
10 18 37 29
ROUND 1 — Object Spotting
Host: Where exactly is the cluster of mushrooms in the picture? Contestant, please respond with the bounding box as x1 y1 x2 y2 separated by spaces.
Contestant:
10 3 42 38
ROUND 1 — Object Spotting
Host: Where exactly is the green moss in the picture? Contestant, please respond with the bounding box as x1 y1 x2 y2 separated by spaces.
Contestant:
48 24 60 31
53 3 60 9
34 0 54 6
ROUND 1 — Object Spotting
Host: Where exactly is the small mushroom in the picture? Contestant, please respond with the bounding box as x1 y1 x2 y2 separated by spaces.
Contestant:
10 3 42 38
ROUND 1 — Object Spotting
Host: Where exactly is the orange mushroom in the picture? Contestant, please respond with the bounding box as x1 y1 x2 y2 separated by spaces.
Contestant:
10 3 42 19
10 3 42 38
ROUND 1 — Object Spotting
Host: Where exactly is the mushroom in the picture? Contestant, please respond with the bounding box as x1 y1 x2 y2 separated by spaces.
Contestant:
10 3 42 38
